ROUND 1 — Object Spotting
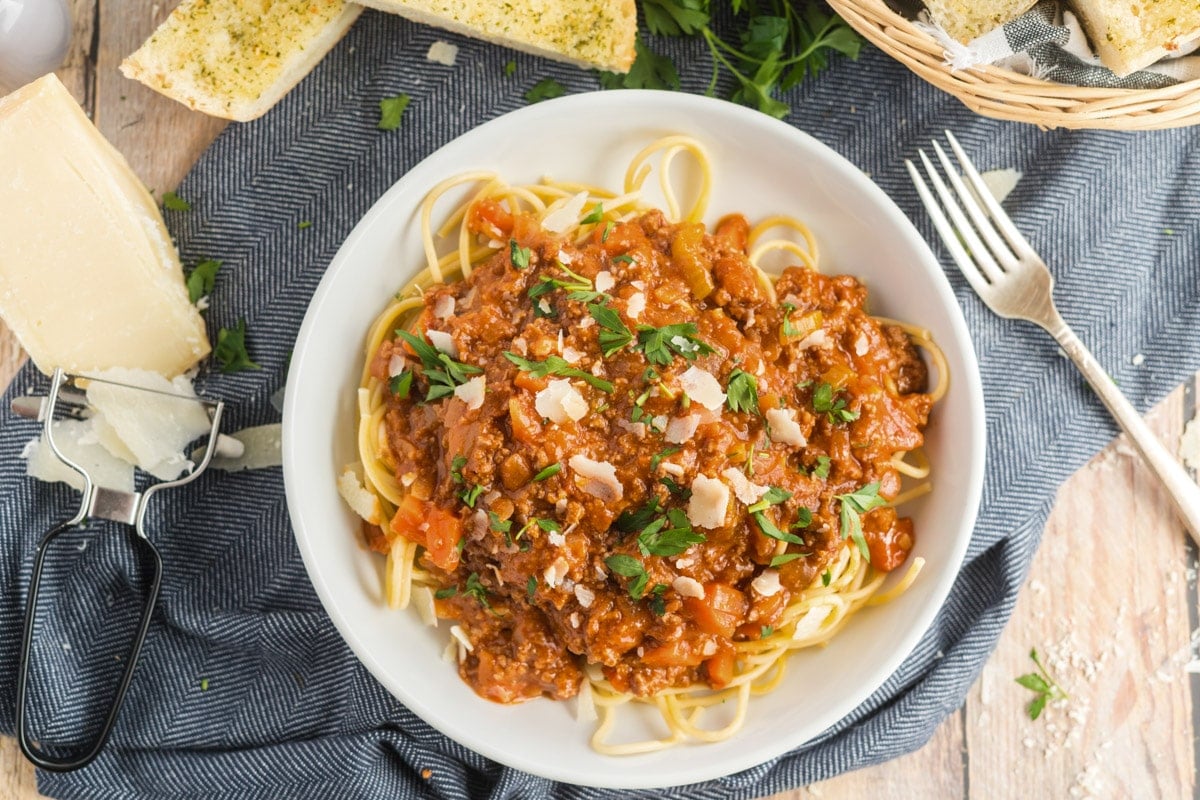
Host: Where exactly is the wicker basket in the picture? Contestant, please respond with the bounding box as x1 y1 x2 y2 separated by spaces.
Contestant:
827 0 1200 130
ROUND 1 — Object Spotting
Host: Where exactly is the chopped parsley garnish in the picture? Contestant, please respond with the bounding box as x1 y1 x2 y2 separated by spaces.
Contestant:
812 382 860 424
659 475 691 500
487 511 512 535
450 455 484 508
509 238 531 269
581 203 604 225
781 302 800 337
524 78 566 103
794 507 814 529
812 455 832 480
613 498 661 535
389 370 413 399
821 569 832 587
753 509 805 546
760 625 774 638
526 575 537 600
397 330 483 402
1017 648 1068 720
528 265 606 312
648 583 669 616
835 481 887 561
650 447 679 472
612 254 635 265
726 369 759 415
532 463 561 482
162 191 191 211
434 586 457 599
747 486 792 514
605 554 649 599
769 553 805 567
589 302 634 356
214 319 260 372
635 322 713 366
377 94 411 130
464 572 490 609
503 352 613 393
636 508 705 557
186 259 222 304
602 221 615 242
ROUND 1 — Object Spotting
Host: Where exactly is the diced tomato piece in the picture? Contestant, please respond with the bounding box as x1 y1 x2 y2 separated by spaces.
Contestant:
641 637 705 668
713 214 750 253
682 582 748 640
866 513 913 573
704 641 737 689
467 198 514 238
390 496 462 571
508 396 542 446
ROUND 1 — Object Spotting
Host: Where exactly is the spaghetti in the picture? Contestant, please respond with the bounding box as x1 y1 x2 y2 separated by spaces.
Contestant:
343 136 947 754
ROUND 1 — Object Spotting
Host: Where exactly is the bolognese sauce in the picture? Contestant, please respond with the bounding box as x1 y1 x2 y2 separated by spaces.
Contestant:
365 204 932 705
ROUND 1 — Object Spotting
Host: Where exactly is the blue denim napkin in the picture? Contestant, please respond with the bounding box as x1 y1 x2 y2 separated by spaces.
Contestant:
2 10 1198 799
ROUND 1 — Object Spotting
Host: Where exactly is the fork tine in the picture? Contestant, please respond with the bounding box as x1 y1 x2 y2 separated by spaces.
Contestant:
930 141 1020 274
944 130 1037 259
904 158 993 299
916 149 1006 284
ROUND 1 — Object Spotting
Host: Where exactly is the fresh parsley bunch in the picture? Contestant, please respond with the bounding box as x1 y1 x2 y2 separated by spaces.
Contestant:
601 0 864 119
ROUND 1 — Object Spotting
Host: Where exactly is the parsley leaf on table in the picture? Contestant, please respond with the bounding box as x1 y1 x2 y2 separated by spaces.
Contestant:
378 94 411 131
214 319 260 372
525 78 566 103
1016 648 1068 720
186 259 222 304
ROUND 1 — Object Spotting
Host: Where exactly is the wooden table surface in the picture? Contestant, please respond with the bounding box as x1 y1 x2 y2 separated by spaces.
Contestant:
3 3 1198 798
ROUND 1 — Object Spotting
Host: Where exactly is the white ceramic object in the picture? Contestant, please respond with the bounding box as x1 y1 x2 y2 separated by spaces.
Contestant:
283 91 987 789
0 0 70 94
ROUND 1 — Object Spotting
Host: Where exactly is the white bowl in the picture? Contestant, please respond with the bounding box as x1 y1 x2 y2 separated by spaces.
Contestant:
283 90 986 789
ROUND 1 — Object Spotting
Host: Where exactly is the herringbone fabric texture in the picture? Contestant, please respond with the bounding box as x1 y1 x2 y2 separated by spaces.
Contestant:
1 10 1198 799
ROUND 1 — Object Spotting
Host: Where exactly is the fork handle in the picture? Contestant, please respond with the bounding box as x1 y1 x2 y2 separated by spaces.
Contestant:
1049 319 1200 546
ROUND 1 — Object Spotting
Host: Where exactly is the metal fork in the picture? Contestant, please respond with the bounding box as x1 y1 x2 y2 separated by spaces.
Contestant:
907 131 1200 545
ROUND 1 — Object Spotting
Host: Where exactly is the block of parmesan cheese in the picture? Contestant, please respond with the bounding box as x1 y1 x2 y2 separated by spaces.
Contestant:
0 74 210 377
121 0 363 122
356 0 637 72
1070 0 1200 77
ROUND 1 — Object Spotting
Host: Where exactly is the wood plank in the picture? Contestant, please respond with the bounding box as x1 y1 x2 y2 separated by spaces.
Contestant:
93 0 226 200
965 387 1195 798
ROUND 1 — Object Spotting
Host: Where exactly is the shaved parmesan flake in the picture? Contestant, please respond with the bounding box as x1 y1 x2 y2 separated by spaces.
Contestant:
661 462 684 477
449 624 474 652
387 353 407 377
678 367 726 411
722 466 769 505
547 530 566 547
412 586 438 627
594 271 614 293
544 556 570 588
454 375 486 411
426 329 457 358
557 249 573 265
626 291 645 319
792 604 833 641
688 474 729 529
672 576 704 599
85 368 212 481
574 584 595 608
536 379 587 423
615 418 646 439
562 346 583 364
575 678 597 722
432 294 455 319
981 168 1021 204
854 334 869 357
751 570 782 597
569 454 623 502
541 191 589 234
337 466 382 524
24 419 135 492
425 40 458 66
765 408 807 447
796 330 827 350
665 414 700 444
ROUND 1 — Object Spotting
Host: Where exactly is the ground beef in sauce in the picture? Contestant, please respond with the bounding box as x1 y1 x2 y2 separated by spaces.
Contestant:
369 205 934 703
